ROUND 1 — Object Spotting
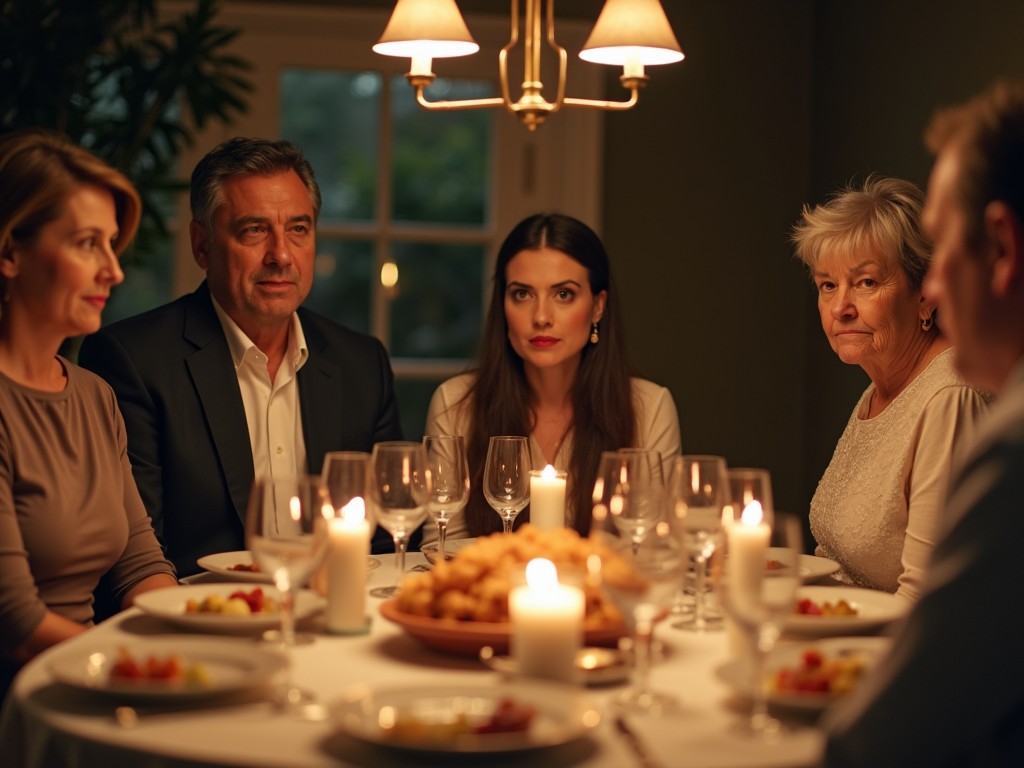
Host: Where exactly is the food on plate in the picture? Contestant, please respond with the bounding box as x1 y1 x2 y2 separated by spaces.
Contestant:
388 697 536 743
767 559 785 571
184 587 279 615
796 597 859 616
108 648 212 686
771 648 869 696
228 562 260 572
396 525 626 626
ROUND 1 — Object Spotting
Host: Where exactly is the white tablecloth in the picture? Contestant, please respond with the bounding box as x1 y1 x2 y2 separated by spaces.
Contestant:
0 553 824 768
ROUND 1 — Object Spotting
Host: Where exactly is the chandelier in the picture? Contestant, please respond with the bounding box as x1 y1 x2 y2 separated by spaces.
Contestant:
372 0 684 131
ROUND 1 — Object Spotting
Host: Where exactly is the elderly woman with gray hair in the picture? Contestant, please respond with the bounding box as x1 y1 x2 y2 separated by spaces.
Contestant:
792 175 988 602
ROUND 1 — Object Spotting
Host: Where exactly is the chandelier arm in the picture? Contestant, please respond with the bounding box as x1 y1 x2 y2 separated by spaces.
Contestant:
411 85 508 111
562 89 641 111
545 0 568 109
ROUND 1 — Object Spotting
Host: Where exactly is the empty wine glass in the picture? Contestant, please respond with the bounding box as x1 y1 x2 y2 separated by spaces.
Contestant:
366 441 431 599
245 474 330 712
592 450 664 554
599 520 686 714
483 436 531 534
716 473 802 737
668 454 729 632
422 434 470 562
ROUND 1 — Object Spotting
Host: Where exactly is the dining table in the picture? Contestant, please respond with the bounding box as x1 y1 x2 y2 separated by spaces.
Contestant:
0 549 833 768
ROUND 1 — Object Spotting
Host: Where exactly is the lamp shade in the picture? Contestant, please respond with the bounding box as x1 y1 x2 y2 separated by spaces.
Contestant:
579 0 684 66
373 0 480 59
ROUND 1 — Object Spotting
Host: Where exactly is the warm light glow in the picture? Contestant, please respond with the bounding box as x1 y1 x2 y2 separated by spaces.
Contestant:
289 495 301 522
341 497 366 525
540 463 558 479
380 261 399 288
525 558 558 589
372 0 479 59
740 500 764 527
690 462 700 494
579 0 684 66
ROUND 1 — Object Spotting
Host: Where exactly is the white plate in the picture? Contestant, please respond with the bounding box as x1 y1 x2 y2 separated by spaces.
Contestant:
331 681 601 754
784 586 908 637
717 636 891 711
134 584 324 634
420 537 478 566
765 548 841 583
197 550 380 582
48 637 286 701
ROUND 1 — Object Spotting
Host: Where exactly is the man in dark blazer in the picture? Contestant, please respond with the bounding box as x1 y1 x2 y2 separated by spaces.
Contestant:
80 137 405 578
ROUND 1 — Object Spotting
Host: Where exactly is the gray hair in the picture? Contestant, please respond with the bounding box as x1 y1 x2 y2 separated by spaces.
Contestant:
791 175 931 291
189 137 321 231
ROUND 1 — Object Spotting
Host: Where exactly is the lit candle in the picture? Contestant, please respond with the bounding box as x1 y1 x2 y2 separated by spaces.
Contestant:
726 501 771 609
509 558 584 683
529 465 567 531
325 497 371 635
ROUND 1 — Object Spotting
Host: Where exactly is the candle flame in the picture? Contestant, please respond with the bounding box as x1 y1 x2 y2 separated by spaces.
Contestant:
289 495 301 522
740 500 763 526
541 463 558 479
690 462 700 494
525 558 558 589
342 497 366 525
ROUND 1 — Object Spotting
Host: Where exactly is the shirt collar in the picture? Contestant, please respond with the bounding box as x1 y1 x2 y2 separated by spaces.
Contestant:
209 295 309 373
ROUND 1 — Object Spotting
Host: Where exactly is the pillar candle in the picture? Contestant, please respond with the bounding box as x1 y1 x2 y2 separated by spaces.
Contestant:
325 497 371 634
725 501 771 617
529 465 566 531
509 558 584 683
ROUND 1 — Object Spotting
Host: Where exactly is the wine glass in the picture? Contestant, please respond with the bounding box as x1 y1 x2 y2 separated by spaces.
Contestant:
599 520 686 714
716 474 802 737
422 434 470 562
592 450 664 554
245 474 330 712
668 454 729 632
483 436 531 534
366 441 431 598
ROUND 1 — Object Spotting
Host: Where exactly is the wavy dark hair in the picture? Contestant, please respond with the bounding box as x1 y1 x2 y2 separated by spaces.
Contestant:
460 212 636 536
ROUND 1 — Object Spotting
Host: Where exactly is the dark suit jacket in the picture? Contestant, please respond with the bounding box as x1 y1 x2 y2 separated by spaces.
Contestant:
79 282 406 577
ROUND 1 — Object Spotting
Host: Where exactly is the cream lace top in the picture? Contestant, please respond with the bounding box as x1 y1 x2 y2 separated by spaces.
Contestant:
810 348 988 601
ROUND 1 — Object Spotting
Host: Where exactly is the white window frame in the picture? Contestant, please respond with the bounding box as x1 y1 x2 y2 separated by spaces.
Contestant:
163 1 605 380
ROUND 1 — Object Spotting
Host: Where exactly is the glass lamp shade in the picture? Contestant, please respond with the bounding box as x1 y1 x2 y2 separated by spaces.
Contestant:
373 0 480 59
579 0 684 67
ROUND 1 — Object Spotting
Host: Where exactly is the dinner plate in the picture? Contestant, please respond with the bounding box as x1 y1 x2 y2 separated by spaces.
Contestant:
716 636 891 711
765 548 840 583
48 637 286 701
420 537 478 566
784 586 908 637
480 646 629 686
379 599 626 656
331 680 601 754
134 584 325 634
196 550 381 582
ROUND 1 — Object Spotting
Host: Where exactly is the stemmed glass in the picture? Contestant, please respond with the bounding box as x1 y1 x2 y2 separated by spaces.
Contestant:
483 436 531 534
599 520 686 714
716 471 802 737
422 435 470 562
592 450 664 554
245 474 330 711
668 454 729 632
366 441 431 599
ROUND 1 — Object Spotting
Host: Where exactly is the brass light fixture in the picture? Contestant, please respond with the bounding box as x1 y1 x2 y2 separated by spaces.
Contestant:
372 0 684 131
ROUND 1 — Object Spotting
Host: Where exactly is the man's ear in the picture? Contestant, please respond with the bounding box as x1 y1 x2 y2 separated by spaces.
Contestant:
985 201 1024 297
190 220 210 270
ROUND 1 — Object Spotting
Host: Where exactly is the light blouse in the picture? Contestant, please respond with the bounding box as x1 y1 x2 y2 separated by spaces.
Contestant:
810 348 988 601
421 374 681 544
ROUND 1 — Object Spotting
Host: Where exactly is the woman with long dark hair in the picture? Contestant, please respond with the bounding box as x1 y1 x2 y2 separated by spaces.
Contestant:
423 212 681 540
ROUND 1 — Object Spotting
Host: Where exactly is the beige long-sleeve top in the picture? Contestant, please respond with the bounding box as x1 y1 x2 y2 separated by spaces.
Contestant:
810 348 988 601
421 374 682 545
0 359 175 655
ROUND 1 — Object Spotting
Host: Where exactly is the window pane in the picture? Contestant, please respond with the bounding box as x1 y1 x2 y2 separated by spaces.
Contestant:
281 70 381 222
106 238 174 323
396 377 447 442
391 77 493 225
389 241 484 358
304 237 374 334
